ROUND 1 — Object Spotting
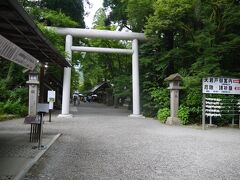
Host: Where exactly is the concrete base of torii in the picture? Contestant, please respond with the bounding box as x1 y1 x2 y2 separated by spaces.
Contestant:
129 114 145 118
58 114 73 118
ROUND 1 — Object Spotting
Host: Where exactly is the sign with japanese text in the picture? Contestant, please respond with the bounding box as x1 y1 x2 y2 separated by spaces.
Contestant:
47 91 56 102
0 35 38 70
202 77 240 94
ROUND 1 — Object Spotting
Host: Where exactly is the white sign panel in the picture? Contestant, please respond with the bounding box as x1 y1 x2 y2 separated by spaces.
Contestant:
202 77 240 94
0 35 38 70
37 103 49 113
49 102 54 110
47 90 56 102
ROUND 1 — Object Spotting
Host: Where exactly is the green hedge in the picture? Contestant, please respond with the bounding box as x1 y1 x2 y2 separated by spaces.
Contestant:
0 114 18 121
3 100 28 117
157 108 170 123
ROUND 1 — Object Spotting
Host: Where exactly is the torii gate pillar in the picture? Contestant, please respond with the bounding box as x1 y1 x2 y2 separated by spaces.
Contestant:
58 35 73 118
129 39 142 117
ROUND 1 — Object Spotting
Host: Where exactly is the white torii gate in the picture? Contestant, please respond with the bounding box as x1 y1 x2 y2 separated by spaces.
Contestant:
52 27 146 118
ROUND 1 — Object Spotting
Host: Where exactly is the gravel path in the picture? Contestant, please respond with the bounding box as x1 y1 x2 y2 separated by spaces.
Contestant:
24 103 240 180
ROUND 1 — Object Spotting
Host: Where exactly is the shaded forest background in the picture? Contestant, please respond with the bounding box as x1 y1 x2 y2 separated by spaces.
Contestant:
0 0 239 125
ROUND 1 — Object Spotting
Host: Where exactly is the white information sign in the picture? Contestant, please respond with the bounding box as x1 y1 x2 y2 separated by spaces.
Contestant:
47 90 56 102
202 77 240 94
49 102 54 110
0 35 38 70
37 103 49 113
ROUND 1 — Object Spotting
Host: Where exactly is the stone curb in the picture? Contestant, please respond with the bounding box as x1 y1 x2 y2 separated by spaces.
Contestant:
13 133 62 180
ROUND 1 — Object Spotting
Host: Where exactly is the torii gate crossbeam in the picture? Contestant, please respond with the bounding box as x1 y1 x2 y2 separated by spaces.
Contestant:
71 46 133 54
51 27 146 118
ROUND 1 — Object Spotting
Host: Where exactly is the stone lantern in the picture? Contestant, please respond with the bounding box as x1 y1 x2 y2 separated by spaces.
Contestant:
164 73 182 125
26 71 39 116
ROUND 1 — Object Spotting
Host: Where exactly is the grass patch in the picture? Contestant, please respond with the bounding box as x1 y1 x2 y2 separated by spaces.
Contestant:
0 114 19 121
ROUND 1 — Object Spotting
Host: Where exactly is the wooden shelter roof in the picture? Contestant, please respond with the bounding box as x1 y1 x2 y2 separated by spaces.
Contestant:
0 0 70 68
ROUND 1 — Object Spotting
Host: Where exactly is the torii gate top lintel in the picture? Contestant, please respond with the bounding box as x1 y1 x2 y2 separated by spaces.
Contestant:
51 27 146 41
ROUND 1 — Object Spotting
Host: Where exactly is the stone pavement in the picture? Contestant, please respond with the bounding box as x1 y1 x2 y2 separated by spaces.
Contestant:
0 116 60 180
2 103 240 180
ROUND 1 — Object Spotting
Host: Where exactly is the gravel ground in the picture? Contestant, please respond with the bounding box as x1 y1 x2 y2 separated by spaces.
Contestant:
24 103 240 180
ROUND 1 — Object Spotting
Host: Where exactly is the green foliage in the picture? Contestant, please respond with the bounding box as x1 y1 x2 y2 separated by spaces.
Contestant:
93 8 107 28
0 114 17 121
71 67 81 92
79 8 132 93
140 0 240 123
0 87 28 117
103 0 128 30
177 106 190 125
0 79 9 101
150 87 170 108
3 100 28 117
113 75 131 98
142 101 159 117
145 0 194 34
30 7 78 27
142 86 170 117
41 0 85 26
127 0 155 31
103 0 154 31
0 102 4 114
9 87 28 103
157 108 170 123
21 0 85 27
0 60 28 117
180 76 202 122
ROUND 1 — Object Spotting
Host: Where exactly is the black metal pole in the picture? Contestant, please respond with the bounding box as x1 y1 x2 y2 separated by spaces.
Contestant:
49 109 51 122
202 94 206 130
38 113 43 149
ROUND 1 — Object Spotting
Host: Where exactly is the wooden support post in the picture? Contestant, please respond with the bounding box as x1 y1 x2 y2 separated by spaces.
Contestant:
39 64 45 103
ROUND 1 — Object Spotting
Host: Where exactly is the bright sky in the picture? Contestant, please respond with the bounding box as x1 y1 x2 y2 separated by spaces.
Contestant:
84 0 103 28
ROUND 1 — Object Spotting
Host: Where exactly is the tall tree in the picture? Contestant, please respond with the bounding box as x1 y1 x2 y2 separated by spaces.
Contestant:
40 0 85 27
103 0 154 32
103 0 129 30
93 8 107 28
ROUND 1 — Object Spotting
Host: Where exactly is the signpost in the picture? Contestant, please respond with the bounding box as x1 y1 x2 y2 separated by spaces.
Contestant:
0 35 38 70
37 103 49 150
47 90 56 122
202 77 240 130
202 77 240 95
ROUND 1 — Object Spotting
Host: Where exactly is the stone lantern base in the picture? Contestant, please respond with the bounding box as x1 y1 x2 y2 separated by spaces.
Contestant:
166 117 181 125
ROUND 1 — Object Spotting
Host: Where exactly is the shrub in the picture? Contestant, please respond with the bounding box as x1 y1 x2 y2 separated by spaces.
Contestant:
0 80 9 101
0 114 17 121
157 108 170 123
9 87 28 103
143 102 159 117
177 106 190 125
1 87 28 117
150 88 170 108
0 102 4 114
181 77 202 123
3 100 28 116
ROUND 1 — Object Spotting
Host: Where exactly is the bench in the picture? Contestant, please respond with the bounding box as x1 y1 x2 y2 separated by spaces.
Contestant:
24 115 41 142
